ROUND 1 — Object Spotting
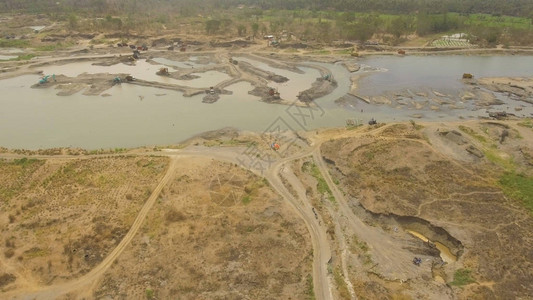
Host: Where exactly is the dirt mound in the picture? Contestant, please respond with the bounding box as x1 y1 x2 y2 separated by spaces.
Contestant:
278 42 310 49
297 77 337 102
238 61 289 83
31 73 128 96
210 39 254 48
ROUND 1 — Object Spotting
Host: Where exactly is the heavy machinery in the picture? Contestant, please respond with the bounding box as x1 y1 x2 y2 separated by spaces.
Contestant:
39 75 50 84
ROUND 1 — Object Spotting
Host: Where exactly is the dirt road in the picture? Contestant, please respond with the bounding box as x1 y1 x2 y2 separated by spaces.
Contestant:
5 157 178 300
266 161 333 300
1 123 460 299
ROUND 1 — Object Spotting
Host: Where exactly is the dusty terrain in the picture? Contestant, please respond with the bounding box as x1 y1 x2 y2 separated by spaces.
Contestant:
0 156 169 290
0 120 531 300
94 157 312 299
321 121 533 299
1 13 533 300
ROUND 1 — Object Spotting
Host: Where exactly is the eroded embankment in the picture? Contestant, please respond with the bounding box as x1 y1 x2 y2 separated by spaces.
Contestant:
319 123 533 299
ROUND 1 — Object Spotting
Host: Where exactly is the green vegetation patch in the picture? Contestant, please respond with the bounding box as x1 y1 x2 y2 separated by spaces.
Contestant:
0 38 30 48
303 161 335 203
305 274 315 300
484 149 515 171
145 288 154 299
8 54 36 61
518 119 533 129
351 235 369 253
35 42 74 51
450 268 476 286
306 49 331 55
499 173 533 213
23 247 49 259
465 14 532 30
333 267 351 299
241 195 252 204
458 125 488 143
241 178 267 204
13 157 40 167
0 158 44 202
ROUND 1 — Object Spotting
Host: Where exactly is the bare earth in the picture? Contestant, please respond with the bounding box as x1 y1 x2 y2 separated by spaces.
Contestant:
0 120 532 299
1 14 533 299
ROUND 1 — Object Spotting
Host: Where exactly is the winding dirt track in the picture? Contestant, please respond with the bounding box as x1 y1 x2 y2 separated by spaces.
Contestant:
2 123 441 300
6 157 178 300
2 146 336 299
266 159 333 300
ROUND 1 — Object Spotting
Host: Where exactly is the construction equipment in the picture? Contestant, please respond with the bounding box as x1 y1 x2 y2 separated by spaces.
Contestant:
132 50 140 59
413 257 422 266
271 142 280 151
39 75 50 84
157 68 169 76
368 118 377 125
113 77 121 84
268 88 280 99
463 73 473 79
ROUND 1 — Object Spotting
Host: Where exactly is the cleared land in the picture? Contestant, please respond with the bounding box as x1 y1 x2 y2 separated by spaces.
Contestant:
1 120 531 299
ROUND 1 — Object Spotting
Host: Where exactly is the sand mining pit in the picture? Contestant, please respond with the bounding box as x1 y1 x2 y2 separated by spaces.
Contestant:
24 52 336 105
319 122 533 299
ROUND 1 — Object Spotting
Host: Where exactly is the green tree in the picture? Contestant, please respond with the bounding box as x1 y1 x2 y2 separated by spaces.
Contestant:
351 22 375 42
68 13 78 30
251 23 259 39
316 21 332 42
205 19 221 35
237 24 247 36
389 16 413 38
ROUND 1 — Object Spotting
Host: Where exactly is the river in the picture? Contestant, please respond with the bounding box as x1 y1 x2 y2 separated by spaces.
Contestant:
0 55 531 149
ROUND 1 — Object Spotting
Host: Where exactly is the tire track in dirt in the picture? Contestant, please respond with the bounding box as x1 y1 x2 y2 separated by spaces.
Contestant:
6 157 178 300
312 150 424 281
265 162 333 300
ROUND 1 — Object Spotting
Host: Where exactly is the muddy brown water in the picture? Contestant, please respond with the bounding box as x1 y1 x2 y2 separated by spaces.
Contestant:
357 55 533 96
407 230 457 263
0 55 531 149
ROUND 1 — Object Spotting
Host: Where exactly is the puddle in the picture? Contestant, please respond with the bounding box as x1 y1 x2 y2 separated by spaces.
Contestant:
0 55 17 60
0 48 24 54
407 230 457 263
29 26 46 31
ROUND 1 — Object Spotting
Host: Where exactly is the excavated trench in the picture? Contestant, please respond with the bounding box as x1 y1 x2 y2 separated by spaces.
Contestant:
348 200 464 263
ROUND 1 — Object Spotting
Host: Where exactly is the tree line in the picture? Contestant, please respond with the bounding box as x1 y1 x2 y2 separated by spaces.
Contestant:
1 0 533 18
2 0 532 46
